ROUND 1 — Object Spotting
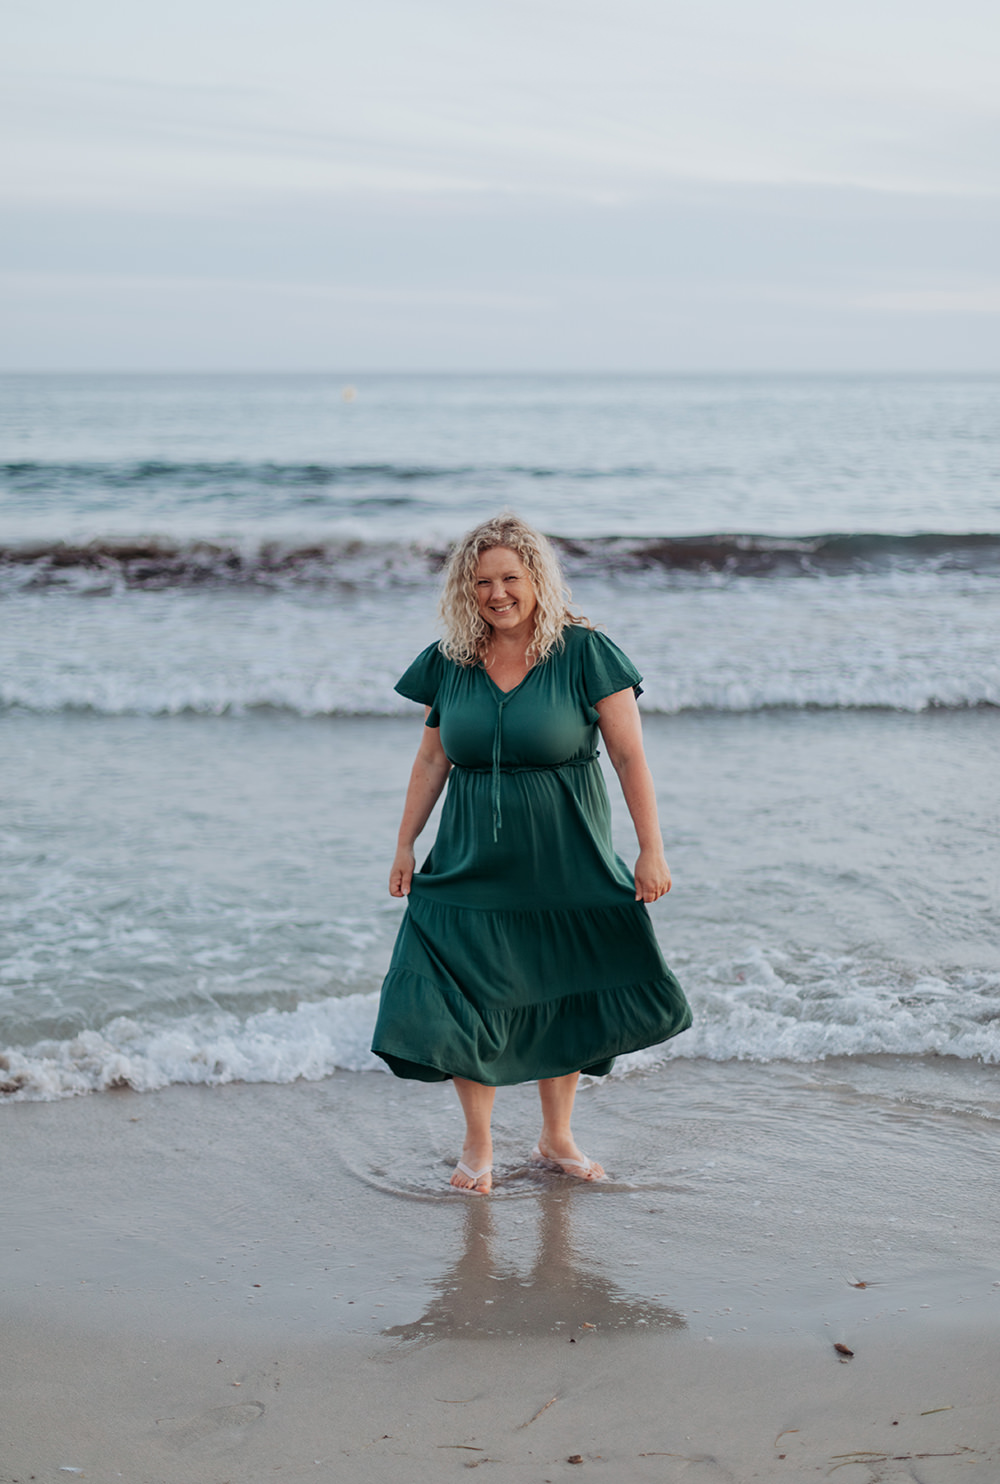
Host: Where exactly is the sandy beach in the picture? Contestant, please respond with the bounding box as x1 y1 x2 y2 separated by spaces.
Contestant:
4 1058 999 1482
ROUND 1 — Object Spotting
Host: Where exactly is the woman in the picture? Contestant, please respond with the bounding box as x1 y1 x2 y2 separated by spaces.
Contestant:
372 514 691 1193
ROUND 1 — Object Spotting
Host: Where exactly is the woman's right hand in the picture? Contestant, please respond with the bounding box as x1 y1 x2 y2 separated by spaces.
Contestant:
389 846 416 897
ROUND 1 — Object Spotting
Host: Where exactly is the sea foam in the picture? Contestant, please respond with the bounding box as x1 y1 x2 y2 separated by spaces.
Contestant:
3 953 999 1102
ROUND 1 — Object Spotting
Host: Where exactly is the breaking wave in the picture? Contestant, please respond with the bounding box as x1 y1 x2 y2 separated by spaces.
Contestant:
3 950 999 1101
2 530 999 592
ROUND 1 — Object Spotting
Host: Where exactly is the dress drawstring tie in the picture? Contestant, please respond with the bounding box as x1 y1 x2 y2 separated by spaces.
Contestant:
491 698 507 842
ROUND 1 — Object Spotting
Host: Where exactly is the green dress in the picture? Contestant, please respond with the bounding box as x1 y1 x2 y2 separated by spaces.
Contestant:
371 625 692 1084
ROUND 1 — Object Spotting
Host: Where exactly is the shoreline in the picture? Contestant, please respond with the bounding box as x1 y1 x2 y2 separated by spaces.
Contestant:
4 1059 999 1480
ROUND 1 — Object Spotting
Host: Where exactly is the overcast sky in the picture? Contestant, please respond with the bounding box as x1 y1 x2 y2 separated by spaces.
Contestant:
3 0 999 370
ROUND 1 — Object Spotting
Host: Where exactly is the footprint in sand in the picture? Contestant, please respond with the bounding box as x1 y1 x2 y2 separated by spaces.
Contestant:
165 1401 265 1451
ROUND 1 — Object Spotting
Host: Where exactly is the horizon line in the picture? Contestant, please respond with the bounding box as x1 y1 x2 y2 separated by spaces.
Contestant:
3 366 999 378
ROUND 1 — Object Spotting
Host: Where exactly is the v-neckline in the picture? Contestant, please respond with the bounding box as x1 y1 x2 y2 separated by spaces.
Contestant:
481 662 535 699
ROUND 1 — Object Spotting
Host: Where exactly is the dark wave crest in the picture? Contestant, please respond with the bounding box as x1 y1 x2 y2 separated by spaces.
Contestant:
0 458 650 492
2 459 464 483
0 538 448 591
555 532 1000 576
2 531 998 592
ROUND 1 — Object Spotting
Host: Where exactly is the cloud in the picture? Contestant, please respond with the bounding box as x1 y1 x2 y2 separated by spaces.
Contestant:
3 0 999 367
855 289 1000 314
5 0 1000 206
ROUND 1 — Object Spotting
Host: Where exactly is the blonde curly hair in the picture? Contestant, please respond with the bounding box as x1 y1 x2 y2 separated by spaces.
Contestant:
438 513 590 667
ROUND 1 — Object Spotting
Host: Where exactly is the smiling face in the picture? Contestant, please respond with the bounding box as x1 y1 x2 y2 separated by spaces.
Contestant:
474 545 538 638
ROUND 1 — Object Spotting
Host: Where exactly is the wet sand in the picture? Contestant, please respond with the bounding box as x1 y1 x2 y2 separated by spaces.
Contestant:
3 1059 999 1481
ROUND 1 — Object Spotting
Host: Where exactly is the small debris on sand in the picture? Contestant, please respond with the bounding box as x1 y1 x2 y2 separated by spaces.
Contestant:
519 1395 557 1428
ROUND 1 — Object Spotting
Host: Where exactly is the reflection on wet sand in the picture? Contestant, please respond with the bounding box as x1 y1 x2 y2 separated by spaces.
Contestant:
384 1190 685 1343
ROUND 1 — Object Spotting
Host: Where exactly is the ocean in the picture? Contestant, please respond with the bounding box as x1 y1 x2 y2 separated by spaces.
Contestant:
2 371 999 1105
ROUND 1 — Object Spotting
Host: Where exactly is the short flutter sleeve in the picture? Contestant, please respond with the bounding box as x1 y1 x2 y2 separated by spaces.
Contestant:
580 629 644 706
394 642 447 726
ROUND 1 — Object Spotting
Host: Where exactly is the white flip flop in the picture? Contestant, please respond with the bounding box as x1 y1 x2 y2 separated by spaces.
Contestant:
452 1159 492 1194
529 1146 604 1180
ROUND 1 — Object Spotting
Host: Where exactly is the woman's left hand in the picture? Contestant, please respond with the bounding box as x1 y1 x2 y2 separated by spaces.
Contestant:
634 848 672 903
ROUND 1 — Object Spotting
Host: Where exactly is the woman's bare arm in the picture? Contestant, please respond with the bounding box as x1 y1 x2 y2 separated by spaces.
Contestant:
596 687 672 903
389 709 452 897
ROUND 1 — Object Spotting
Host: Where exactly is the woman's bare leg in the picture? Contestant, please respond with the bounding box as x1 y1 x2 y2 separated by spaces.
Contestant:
535 1072 605 1180
451 1076 496 1193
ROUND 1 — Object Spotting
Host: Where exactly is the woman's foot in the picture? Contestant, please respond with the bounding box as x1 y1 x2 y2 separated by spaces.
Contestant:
450 1141 493 1194
531 1136 605 1181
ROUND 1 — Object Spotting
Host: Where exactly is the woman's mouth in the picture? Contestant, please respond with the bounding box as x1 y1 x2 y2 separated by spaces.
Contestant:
491 602 515 614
